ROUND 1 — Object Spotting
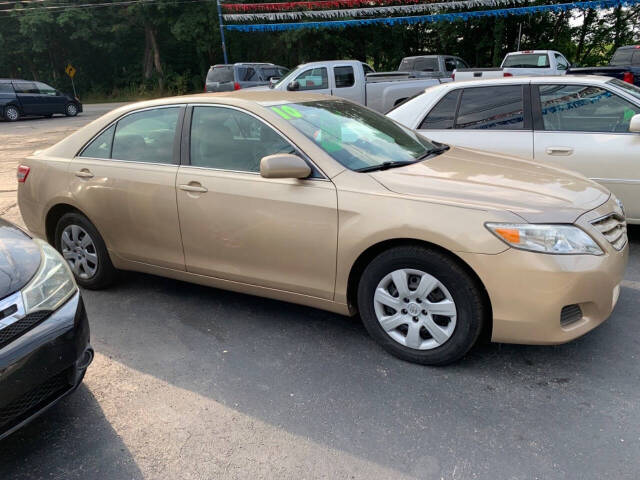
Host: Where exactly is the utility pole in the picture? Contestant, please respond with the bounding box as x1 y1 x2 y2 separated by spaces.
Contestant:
216 0 229 63
516 22 522 51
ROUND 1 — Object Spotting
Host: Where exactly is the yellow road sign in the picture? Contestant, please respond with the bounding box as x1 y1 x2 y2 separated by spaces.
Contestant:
65 64 77 79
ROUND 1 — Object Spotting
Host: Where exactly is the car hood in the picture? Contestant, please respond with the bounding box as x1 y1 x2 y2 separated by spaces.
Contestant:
0 220 41 300
370 146 610 223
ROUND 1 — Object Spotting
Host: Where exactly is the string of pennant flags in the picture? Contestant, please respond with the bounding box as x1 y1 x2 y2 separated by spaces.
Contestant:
221 0 640 31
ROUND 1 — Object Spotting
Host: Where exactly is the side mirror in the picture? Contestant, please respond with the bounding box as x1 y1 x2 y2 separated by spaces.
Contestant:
630 114 640 133
260 154 311 179
286 80 300 91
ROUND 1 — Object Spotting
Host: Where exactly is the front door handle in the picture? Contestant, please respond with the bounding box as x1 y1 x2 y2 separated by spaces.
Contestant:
179 183 208 193
74 169 94 179
546 146 574 156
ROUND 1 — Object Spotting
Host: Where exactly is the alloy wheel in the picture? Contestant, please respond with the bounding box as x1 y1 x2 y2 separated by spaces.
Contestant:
5 107 18 121
373 268 457 350
61 224 98 279
66 104 78 116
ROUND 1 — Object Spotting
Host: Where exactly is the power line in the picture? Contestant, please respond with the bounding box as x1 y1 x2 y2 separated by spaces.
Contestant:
0 0 218 14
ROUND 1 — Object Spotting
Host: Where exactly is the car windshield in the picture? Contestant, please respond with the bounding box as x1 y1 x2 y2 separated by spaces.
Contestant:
610 78 640 101
268 100 438 171
502 53 550 68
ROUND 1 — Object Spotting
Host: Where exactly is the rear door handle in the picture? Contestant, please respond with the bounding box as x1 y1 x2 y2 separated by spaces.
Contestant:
74 169 94 179
179 183 208 193
546 146 574 156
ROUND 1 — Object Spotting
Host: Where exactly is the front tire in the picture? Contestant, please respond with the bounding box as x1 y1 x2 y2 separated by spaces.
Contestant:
54 212 116 289
65 103 78 117
357 245 486 365
4 105 19 122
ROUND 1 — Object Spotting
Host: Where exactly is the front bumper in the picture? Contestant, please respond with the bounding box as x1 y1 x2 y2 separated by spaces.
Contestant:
459 241 628 344
0 291 92 441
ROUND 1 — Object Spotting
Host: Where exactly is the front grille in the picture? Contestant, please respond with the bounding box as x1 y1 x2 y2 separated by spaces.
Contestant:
561 304 583 327
0 369 71 429
0 310 53 350
591 213 627 251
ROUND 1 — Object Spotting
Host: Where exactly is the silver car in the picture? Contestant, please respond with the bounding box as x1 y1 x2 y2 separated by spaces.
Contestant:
205 63 289 92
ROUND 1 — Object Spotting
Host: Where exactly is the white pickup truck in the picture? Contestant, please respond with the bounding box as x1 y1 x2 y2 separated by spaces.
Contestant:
453 50 570 81
266 60 447 112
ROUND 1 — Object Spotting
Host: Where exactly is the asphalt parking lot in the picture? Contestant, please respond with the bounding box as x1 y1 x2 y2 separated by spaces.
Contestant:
1 109 639 480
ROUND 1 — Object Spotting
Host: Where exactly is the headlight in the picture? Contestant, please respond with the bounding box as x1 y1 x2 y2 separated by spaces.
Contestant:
486 223 603 255
22 240 77 314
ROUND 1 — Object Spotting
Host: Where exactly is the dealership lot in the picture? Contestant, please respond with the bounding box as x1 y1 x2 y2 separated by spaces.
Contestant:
1 110 640 479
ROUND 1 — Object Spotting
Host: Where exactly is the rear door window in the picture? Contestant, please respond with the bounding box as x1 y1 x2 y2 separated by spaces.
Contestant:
419 90 460 129
13 82 39 94
111 107 180 164
538 84 640 132
237 67 258 82
456 86 525 130
415 58 438 72
0 83 14 94
334 66 355 88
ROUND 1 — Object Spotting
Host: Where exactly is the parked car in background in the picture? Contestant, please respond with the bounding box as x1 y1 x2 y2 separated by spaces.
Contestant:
205 63 289 92
267 60 447 112
0 79 82 121
0 219 92 440
398 55 469 79
568 45 640 87
18 91 627 365
453 50 570 81
388 75 640 222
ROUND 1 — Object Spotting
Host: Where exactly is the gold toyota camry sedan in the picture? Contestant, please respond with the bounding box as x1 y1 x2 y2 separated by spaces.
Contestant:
17 91 628 365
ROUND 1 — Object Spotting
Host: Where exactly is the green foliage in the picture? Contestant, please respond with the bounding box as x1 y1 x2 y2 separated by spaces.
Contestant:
0 1 637 100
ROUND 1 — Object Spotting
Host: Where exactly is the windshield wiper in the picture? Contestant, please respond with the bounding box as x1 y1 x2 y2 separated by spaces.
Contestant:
355 160 417 172
356 145 450 173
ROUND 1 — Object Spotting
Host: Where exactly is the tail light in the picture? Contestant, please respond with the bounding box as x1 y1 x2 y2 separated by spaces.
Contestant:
451 73 455 80
503 72 513 77
233 82 241 90
17 165 30 183
622 71 634 84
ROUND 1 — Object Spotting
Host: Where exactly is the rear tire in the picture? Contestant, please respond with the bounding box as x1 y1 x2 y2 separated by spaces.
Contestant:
357 245 485 365
4 105 19 122
65 103 78 117
54 212 116 289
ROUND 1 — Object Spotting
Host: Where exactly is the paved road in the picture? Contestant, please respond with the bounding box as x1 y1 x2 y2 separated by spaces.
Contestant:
1 109 639 479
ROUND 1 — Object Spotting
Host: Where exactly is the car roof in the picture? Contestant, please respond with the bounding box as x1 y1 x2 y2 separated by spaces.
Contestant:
0 78 27 82
504 50 559 55
109 90 338 113
433 75 616 92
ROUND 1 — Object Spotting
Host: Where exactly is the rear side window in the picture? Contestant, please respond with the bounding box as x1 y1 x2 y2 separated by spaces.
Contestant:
456 86 525 130
362 64 375 75
13 82 38 94
207 66 234 83
555 54 569 71
415 58 438 72
0 83 14 94
334 66 355 88
419 90 460 129
81 125 115 159
503 54 550 68
111 107 180 164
